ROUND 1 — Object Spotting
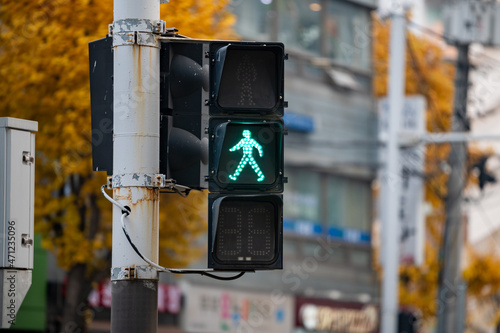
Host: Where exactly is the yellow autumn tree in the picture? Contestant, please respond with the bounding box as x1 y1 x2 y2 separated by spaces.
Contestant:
0 0 234 331
374 15 498 327
463 247 500 329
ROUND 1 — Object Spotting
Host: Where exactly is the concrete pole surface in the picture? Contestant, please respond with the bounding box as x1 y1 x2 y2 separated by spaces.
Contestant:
381 12 406 333
437 43 469 333
111 0 160 332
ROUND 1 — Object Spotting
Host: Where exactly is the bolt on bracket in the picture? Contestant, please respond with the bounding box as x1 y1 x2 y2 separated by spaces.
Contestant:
22 152 34 164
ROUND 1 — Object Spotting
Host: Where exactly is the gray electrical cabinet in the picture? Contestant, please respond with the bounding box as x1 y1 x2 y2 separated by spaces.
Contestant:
0 117 37 328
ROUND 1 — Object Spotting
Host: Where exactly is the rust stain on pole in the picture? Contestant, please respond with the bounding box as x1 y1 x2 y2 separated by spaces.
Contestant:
114 187 159 259
136 45 143 94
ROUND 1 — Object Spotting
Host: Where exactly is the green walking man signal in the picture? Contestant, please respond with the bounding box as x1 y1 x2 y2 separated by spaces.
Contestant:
206 41 286 270
228 129 264 182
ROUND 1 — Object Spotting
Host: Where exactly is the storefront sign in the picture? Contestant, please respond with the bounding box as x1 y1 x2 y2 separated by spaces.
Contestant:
181 283 294 333
297 298 379 333
327 226 371 245
283 111 315 133
283 218 323 237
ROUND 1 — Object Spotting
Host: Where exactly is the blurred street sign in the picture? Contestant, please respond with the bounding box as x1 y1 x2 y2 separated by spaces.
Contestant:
378 95 426 266
443 1 492 45
180 283 294 333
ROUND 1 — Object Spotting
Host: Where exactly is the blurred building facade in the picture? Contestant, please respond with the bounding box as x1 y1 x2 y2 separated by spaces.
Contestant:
173 1 381 332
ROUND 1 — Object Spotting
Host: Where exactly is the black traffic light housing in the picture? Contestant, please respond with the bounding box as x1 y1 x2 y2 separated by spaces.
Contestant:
89 37 114 174
206 41 286 271
89 37 211 190
209 42 285 117
208 194 283 270
159 39 287 270
90 36 286 272
159 40 209 189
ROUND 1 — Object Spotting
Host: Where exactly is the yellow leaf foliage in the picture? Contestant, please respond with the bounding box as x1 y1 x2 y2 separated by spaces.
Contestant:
374 14 496 321
0 0 234 274
159 191 208 268
464 249 500 297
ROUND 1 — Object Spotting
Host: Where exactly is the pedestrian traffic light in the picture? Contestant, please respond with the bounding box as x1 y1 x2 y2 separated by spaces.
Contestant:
90 34 287 273
208 194 283 270
101 37 287 271
209 119 284 192
207 41 285 193
206 41 286 270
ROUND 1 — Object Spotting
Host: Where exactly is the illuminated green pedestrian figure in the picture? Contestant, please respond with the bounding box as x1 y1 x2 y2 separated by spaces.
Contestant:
228 130 265 182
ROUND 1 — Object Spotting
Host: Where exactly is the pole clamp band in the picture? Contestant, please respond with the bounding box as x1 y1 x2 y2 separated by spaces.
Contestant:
111 265 159 281
109 18 166 47
108 174 168 188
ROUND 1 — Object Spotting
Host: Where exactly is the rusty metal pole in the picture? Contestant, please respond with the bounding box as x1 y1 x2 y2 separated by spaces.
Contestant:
110 0 161 331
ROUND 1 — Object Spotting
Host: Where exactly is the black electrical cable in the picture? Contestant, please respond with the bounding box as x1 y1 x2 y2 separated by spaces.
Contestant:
120 213 248 281
170 270 247 281
102 185 248 281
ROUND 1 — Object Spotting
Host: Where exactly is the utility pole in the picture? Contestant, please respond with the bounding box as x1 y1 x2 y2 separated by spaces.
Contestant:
437 43 469 333
381 11 406 333
110 0 160 331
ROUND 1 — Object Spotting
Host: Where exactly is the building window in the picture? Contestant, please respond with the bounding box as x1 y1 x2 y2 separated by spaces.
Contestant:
229 0 273 41
278 0 321 55
284 168 372 244
325 0 371 70
230 0 372 71
283 169 322 224
327 176 371 231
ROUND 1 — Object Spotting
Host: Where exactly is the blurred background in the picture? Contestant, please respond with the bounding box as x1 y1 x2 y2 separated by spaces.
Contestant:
1 0 500 332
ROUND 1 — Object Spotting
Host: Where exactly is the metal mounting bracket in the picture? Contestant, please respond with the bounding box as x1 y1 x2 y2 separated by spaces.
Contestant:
110 173 169 188
111 265 158 280
110 18 166 47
